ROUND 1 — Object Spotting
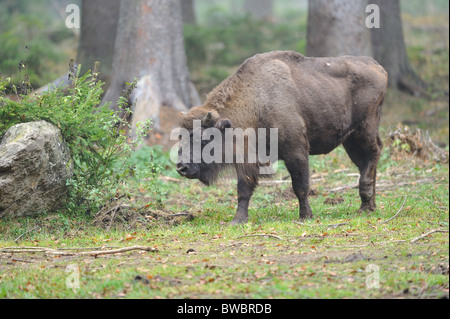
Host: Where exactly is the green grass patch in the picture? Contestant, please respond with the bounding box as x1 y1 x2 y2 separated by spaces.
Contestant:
1 144 448 299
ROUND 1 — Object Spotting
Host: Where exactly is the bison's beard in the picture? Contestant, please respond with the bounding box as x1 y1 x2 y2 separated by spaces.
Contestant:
197 162 228 186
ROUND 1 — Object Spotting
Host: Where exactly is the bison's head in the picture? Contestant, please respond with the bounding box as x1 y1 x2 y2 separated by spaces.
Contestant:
176 111 232 186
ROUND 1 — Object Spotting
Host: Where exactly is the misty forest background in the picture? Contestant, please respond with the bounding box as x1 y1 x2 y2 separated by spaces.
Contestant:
0 0 448 146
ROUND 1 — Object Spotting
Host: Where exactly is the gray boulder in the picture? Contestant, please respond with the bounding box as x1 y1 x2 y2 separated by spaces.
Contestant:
0 121 73 217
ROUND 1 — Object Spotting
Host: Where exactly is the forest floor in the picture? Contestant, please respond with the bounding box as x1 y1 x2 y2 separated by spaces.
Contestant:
0 142 448 299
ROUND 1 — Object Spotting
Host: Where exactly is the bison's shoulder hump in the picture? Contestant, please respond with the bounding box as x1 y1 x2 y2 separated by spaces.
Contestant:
238 51 306 73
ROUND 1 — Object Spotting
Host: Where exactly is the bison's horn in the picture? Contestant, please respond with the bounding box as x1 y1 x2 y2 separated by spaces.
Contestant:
203 112 214 126
179 111 186 117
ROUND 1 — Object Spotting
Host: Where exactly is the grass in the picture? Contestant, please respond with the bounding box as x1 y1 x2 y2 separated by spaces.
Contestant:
0 144 448 299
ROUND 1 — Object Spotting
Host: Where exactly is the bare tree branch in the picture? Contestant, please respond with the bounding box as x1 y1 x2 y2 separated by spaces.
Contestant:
381 195 407 224
410 229 449 243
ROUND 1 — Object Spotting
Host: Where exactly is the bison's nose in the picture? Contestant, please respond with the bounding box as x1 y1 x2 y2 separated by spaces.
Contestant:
176 163 189 176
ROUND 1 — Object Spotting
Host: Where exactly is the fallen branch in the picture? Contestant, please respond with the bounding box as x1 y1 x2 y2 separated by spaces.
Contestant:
380 195 407 224
11 258 34 263
326 222 350 230
167 213 191 217
325 184 358 193
14 226 41 242
159 175 183 183
237 234 284 240
325 178 435 193
324 230 449 248
55 245 158 256
325 239 407 249
293 221 349 230
410 229 449 243
1 246 119 251
107 204 121 231
259 180 292 185
1 247 59 254
0 245 158 257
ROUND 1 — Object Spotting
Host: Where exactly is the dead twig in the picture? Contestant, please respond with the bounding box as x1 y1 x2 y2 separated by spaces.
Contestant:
237 234 284 240
325 178 435 193
167 213 191 217
1 248 59 254
324 229 449 248
325 184 359 193
0 245 158 256
107 204 122 231
293 221 349 230
259 180 292 185
381 195 407 224
1 246 119 251
326 222 350 230
410 229 449 243
325 239 407 249
11 258 34 263
14 226 41 242
159 175 183 183
53 245 158 256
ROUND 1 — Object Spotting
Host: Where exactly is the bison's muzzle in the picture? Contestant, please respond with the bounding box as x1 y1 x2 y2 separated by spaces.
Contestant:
176 162 199 179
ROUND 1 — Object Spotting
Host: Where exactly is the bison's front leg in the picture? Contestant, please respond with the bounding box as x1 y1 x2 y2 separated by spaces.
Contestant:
285 152 313 220
231 177 256 225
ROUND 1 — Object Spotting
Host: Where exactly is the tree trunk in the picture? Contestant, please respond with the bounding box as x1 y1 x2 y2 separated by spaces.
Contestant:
181 0 196 24
102 0 200 137
244 0 273 21
371 0 426 94
77 0 120 88
306 0 372 57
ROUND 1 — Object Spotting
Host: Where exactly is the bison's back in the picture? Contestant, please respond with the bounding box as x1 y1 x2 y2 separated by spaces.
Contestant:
236 52 387 155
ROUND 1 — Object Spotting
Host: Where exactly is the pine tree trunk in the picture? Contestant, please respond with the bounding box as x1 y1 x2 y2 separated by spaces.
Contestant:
371 0 426 94
77 0 120 88
306 0 372 57
181 0 196 24
102 0 200 136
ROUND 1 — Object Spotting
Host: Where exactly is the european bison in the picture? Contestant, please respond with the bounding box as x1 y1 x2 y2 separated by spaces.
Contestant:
176 51 388 224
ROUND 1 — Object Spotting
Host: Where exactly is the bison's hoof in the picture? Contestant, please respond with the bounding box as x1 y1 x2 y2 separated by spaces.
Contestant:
299 210 313 220
230 217 248 225
299 214 313 220
359 202 376 213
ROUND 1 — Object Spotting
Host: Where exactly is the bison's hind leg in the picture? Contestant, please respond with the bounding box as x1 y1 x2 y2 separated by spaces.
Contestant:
343 127 382 212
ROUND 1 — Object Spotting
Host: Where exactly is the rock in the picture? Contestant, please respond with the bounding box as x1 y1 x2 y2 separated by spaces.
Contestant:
0 121 73 217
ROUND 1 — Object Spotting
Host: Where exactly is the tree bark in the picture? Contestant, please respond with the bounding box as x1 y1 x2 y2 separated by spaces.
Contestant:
181 0 196 24
244 0 273 21
371 0 426 94
102 0 200 136
77 0 120 88
306 0 372 57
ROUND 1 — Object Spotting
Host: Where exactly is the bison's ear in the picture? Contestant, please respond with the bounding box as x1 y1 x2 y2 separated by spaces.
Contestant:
215 118 232 131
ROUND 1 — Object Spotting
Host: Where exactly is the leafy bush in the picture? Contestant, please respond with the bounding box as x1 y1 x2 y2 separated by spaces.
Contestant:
0 66 152 214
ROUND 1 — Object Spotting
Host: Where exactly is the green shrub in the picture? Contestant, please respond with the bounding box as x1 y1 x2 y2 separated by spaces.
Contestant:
0 66 152 214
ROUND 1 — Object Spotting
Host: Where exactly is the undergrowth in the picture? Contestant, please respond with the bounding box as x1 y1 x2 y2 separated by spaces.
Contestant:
0 64 154 214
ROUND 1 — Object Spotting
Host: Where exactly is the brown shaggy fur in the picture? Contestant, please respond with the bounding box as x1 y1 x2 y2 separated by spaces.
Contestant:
178 51 388 224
